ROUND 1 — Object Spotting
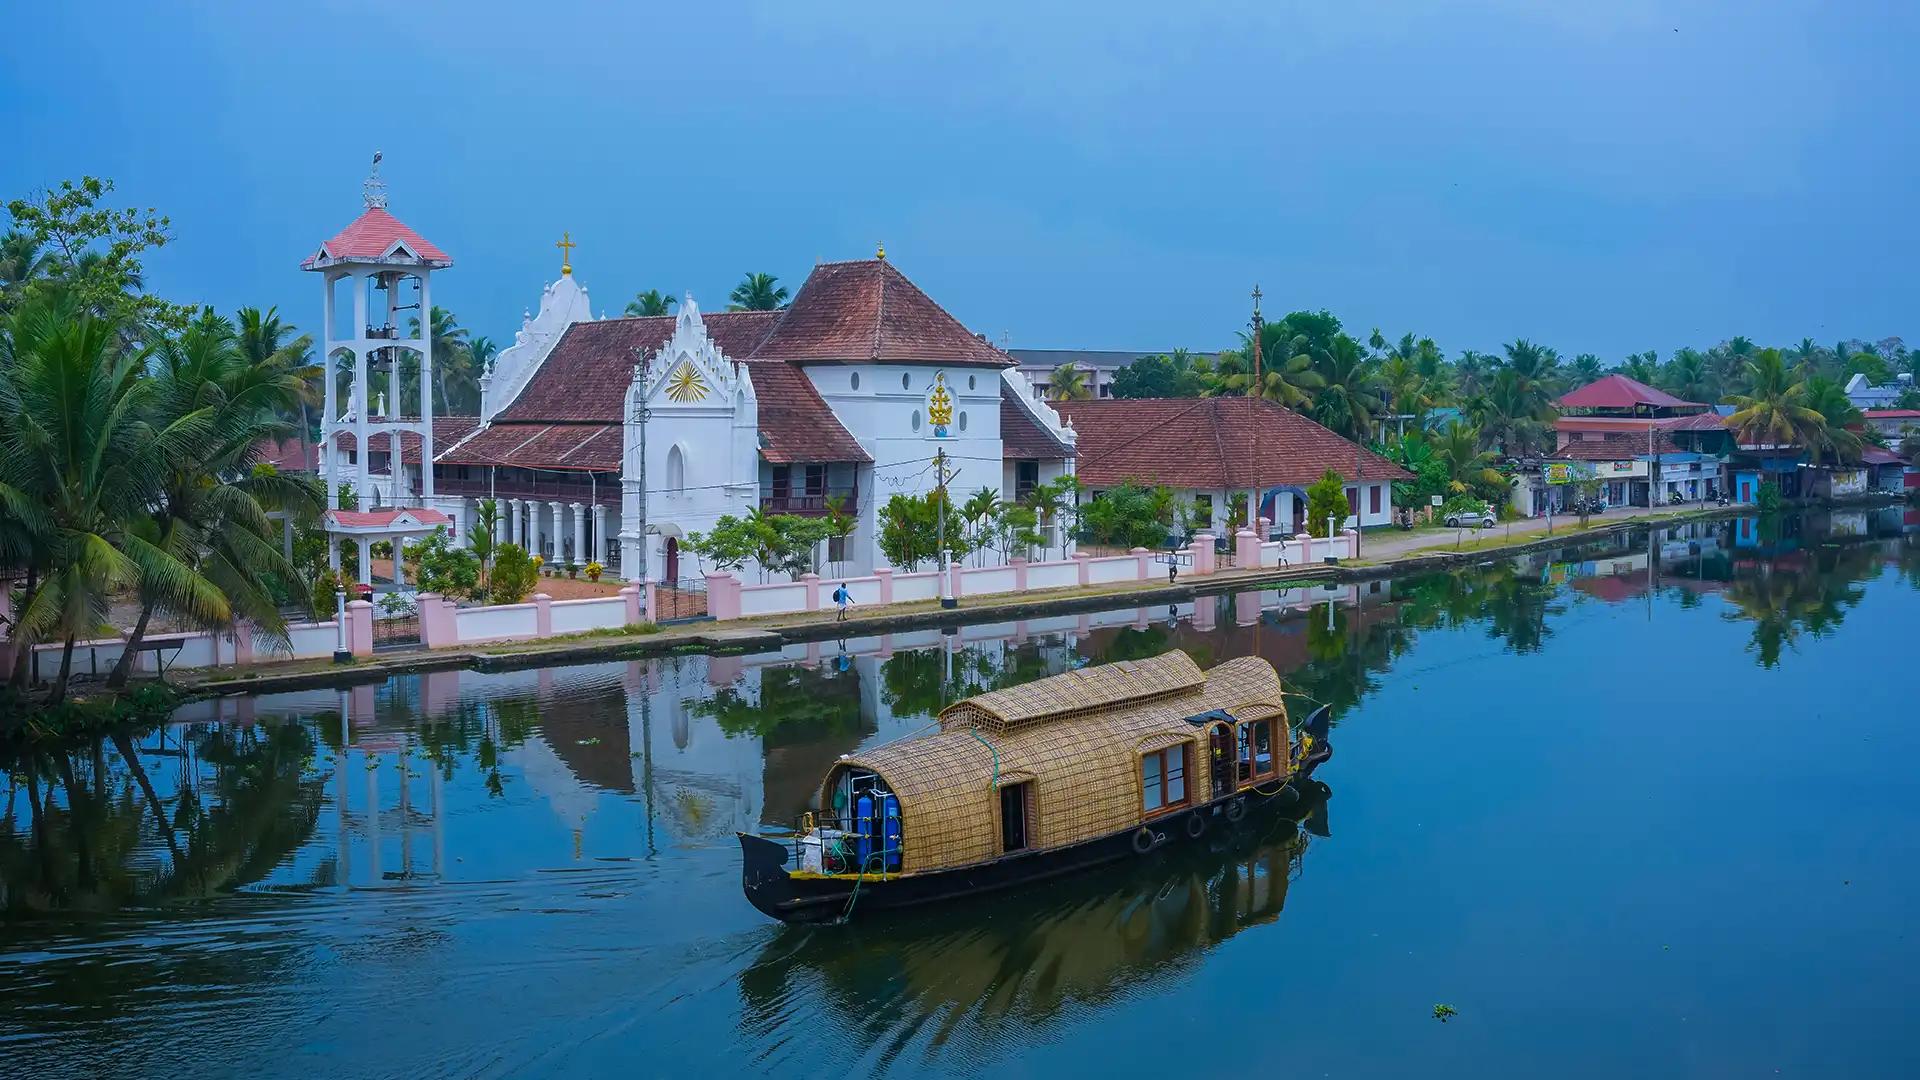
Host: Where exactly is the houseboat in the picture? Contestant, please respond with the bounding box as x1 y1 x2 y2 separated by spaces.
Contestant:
736 650 1333 924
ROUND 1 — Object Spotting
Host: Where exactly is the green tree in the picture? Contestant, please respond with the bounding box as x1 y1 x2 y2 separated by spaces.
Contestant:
728 273 789 311
1309 335 1383 441
0 301 215 703
625 289 677 317
877 491 961 570
408 306 474 415
4 176 191 331
1304 469 1350 539
1433 423 1507 500
1726 349 1825 451
1048 362 1091 401
1109 350 1208 398
412 527 481 599
1803 376 1865 464
1079 482 1177 548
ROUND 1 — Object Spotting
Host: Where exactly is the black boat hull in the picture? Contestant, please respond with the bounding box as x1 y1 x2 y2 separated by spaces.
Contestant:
740 763 1332 925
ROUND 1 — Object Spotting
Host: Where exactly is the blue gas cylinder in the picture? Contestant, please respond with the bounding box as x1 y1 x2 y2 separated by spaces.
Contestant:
855 793 875 870
880 793 902 871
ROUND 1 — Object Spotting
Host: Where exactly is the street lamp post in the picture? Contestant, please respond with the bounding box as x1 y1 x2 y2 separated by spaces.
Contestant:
332 587 351 663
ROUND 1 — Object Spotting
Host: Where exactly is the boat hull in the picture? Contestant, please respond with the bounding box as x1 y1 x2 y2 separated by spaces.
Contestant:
740 772 1332 925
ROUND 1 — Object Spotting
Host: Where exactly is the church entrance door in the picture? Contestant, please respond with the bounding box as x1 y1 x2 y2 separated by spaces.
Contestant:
665 536 680 583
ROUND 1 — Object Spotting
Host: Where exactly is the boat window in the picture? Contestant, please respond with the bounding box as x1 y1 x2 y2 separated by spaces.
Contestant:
1000 781 1032 852
1237 720 1278 784
1140 744 1188 814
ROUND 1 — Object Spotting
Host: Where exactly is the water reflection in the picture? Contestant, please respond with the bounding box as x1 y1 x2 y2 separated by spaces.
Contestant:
739 786 1329 1073
3 512 1919 1075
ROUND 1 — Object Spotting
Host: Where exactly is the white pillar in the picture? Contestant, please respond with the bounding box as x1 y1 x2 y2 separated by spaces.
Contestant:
571 502 586 567
619 478 641 581
549 500 564 561
418 271 435 501
351 272 371 502
592 504 608 567
391 535 407 587
357 537 372 586
329 537 342 572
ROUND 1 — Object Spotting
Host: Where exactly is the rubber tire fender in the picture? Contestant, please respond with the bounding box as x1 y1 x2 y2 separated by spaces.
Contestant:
1131 828 1156 855
1224 798 1248 824
1185 813 1206 839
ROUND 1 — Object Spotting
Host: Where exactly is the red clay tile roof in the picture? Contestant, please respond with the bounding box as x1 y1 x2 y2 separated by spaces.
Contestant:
255 436 318 473
1000 383 1072 459
1860 445 1907 465
744 361 871 464
498 312 780 422
301 207 451 269
1053 397 1409 490
1864 409 1920 420
1552 430 1682 460
435 423 622 472
747 260 1014 367
332 418 478 456
1557 374 1701 411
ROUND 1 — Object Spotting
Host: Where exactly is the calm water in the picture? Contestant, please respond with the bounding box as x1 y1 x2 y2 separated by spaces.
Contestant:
4 509 1919 1077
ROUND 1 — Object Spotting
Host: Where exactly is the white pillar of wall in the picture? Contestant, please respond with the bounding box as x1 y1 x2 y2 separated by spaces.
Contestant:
418 271 435 501
351 273 371 503
391 535 406 586
571 502 586 567
548 500 563 560
591 504 608 566
357 537 372 586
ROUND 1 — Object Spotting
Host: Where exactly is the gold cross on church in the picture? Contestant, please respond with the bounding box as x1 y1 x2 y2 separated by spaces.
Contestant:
557 231 577 275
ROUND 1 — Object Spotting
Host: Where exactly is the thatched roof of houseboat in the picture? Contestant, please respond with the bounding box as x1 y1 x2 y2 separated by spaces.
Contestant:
937 651 1207 735
832 652 1289 873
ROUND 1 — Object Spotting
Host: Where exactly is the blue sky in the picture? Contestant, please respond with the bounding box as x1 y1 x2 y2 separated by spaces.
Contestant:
4 1 1913 359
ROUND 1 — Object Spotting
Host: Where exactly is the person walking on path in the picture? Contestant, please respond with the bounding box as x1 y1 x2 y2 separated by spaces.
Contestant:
833 582 854 621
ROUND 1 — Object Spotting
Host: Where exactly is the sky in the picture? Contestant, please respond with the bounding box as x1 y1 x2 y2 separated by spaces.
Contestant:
3 1 1914 360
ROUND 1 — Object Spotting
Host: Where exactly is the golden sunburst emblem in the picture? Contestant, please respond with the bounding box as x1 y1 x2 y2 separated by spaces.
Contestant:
665 361 709 403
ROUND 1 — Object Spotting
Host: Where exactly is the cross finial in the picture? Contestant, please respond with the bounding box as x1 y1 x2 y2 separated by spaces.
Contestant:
362 150 388 209
1251 283 1262 318
557 231 577 275
875 241 886 260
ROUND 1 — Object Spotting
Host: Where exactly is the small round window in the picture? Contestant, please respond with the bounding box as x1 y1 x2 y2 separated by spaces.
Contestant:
850 371 861 391
958 411 968 432
968 374 977 391
901 372 911 390
912 410 922 432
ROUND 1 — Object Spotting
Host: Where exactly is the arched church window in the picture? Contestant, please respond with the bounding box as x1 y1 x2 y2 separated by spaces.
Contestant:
958 411 968 432
666 444 687 494
968 374 977 391
850 371 861 391
912 410 922 432
901 372 911 391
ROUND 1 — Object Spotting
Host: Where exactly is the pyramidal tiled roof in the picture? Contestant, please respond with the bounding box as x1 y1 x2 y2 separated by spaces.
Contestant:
302 207 452 269
1053 397 1409 490
747 259 1015 367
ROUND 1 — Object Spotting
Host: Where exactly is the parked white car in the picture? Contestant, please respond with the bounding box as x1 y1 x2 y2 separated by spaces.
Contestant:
1444 507 1497 529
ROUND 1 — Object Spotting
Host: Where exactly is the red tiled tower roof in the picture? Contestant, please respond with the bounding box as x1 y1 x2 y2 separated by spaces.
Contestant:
1053 397 1409 490
1557 374 1700 411
302 207 452 270
999 383 1073 459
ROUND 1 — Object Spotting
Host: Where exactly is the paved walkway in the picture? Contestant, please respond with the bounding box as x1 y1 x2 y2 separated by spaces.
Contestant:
1353 503 1709 562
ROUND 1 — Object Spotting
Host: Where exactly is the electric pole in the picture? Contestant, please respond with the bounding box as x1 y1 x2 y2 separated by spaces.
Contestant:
936 447 956 608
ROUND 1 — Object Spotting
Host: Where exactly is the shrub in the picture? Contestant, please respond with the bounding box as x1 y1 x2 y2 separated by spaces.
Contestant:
1304 470 1350 539
413 527 480 599
585 561 604 582
310 567 344 620
1755 481 1783 513
489 543 540 604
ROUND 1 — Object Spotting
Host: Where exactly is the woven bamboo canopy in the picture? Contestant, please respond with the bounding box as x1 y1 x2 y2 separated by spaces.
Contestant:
829 651 1290 874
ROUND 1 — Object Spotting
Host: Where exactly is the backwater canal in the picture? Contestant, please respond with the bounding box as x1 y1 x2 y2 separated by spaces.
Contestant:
4 509 1919 1077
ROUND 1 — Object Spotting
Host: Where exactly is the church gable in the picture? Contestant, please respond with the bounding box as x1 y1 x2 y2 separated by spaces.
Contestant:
640 297 751 412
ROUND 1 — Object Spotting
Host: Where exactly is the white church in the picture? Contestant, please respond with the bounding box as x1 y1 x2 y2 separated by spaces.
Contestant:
308 176 1078 589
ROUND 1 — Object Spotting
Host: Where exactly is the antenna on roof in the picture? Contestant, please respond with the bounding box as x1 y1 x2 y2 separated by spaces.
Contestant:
363 150 388 209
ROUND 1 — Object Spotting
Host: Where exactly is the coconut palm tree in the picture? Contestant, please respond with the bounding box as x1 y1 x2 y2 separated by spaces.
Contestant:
625 289 677 317
1048 363 1091 401
1802 376 1866 465
1663 347 1714 403
1786 337 1825 380
105 312 322 686
1377 353 1430 438
1569 353 1605 387
0 230 51 311
1310 335 1383 442
728 273 789 311
1620 350 1661 385
1218 323 1324 407
1434 424 1506 496
0 300 217 703
1453 350 1493 398
1726 348 1825 451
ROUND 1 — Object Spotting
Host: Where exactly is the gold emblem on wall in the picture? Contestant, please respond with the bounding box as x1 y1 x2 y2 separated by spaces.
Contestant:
927 371 954 436
665 361 709 403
